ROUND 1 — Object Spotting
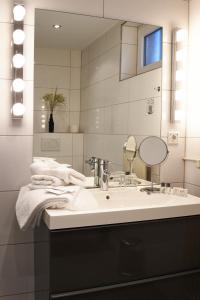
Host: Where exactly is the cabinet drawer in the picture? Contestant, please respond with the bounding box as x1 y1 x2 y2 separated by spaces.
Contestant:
50 216 200 294
51 271 200 300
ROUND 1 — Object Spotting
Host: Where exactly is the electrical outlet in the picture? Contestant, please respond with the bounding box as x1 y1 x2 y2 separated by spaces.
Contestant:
168 131 179 145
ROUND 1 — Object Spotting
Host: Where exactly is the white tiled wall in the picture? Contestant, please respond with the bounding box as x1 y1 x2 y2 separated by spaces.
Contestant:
34 47 81 133
0 0 188 298
120 24 138 79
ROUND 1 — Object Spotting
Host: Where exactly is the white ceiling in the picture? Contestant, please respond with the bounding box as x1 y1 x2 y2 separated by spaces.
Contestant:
35 9 121 49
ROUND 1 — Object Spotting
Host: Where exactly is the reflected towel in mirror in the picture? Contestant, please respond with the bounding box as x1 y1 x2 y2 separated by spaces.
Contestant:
30 161 86 186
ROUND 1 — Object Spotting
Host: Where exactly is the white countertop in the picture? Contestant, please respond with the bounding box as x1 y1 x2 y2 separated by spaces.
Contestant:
43 187 200 230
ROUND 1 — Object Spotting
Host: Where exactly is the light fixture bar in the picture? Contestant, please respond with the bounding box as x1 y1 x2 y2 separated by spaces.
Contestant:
170 28 187 123
11 3 26 119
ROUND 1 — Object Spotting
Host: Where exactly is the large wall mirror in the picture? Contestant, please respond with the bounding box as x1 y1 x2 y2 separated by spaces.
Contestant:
33 9 162 182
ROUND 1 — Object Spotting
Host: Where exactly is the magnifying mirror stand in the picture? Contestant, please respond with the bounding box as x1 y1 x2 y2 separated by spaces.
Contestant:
140 167 160 194
129 160 134 174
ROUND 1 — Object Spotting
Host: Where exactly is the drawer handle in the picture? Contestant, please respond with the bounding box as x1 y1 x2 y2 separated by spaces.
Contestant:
120 271 133 277
122 240 131 246
121 239 138 247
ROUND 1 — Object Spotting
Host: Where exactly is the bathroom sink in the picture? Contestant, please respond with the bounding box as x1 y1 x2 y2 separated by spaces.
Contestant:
91 187 191 209
44 187 200 230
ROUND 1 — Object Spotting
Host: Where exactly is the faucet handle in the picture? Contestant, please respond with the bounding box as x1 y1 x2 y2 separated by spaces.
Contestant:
85 158 94 165
85 157 97 170
85 156 99 165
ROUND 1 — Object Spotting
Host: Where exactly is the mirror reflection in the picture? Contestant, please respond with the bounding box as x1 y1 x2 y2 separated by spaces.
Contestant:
33 9 163 184
123 136 137 174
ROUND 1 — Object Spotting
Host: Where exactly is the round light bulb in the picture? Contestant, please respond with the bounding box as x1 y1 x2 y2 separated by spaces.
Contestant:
12 54 25 68
12 103 25 117
13 5 26 21
53 24 62 29
12 78 25 92
176 29 186 42
13 29 25 45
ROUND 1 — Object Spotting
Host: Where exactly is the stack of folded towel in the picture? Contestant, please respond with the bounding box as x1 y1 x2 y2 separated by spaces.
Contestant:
29 159 86 189
16 158 97 230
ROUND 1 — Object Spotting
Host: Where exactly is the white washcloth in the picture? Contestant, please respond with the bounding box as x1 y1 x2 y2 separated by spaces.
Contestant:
16 185 81 230
30 161 86 186
31 175 66 186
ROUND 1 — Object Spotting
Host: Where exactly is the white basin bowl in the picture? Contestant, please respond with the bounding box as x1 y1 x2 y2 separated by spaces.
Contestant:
91 187 192 209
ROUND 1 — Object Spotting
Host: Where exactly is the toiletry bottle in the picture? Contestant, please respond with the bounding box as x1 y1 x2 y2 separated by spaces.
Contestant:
165 183 171 194
160 182 165 193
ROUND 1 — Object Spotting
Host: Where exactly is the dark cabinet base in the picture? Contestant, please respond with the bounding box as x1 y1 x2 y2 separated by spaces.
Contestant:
35 216 200 300
52 271 200 299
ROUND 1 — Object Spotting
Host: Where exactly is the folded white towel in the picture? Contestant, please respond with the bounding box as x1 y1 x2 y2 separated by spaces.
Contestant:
30 161 86 186
31 175 65 186
29 184 63 190
33 158 71 168
16 185 81 230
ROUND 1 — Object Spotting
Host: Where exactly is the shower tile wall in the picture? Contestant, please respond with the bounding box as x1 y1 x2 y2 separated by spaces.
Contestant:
0 0 188 298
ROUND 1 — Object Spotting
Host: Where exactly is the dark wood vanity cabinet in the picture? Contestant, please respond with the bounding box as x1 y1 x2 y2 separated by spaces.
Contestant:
35 216 200 299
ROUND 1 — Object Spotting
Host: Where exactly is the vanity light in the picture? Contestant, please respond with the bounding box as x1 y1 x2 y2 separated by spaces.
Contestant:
175 70 185 82
170 28 187 123
53 24 62 29
12 3 26 119
12 78 25 92
176 29 186 42
175 90 185 101
12 53 25 68
41 114 46 129
11 103 26 117
13 29 25 45
176 49 186 62
13 4 26 21
175 109 184 121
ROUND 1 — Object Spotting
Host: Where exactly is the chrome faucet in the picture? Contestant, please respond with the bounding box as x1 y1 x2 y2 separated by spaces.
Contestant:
85 157 100 186
99 159 110 191
86 157 110 190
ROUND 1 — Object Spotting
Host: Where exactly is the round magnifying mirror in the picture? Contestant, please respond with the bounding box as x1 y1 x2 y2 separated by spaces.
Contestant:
138 136 169 193
138 136 168 166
